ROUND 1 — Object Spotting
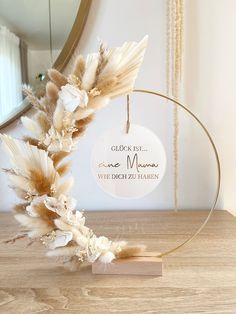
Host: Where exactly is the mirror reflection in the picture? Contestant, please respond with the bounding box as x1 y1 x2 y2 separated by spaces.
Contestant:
0 0 81 125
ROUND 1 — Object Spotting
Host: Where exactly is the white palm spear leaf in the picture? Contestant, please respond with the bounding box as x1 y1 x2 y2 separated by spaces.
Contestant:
73 36 148 120
81 53 99 91
0 134 59 195
0 134 55 178
94 36 148 98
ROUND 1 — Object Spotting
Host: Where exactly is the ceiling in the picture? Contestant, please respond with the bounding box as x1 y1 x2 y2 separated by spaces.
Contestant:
0 0 81 50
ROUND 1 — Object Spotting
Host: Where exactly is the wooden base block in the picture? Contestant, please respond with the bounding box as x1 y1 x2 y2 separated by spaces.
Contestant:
92 252 162 276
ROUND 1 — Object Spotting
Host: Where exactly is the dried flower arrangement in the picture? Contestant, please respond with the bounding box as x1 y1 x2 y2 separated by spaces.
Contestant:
1 37 148 271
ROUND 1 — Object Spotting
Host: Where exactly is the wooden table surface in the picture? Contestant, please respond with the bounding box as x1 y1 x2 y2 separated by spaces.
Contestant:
0 210 236 314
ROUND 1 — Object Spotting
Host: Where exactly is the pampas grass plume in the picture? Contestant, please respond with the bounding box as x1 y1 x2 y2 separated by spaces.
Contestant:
48 69 67 87
117 244 146 258
46 81 59 102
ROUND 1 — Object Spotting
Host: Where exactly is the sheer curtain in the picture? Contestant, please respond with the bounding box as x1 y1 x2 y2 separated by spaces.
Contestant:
0 26 22 118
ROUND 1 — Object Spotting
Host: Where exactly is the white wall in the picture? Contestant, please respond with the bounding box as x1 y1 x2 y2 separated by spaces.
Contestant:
0 0 234 212
184 0 236 214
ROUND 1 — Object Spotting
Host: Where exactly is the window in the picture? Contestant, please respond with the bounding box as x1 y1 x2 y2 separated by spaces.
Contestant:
0 26 22 119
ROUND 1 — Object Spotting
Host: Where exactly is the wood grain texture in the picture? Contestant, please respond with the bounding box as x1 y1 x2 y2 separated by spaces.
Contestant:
0 210 236 313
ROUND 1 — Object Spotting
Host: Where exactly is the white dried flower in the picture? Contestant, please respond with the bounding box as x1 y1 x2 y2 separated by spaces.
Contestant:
86 235 112 263
26 195 47 217
67 210 85 227
98 251 115 263
45 194 75 213
43 126 76 153
94 236 112 251
43 230 73 250
44 195 85 227
58 84 89 112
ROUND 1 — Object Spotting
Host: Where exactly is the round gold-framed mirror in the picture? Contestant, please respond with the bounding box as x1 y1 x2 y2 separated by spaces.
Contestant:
0 0 91 129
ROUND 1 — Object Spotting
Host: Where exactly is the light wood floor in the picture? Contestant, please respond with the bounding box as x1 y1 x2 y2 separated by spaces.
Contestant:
0 210 236 314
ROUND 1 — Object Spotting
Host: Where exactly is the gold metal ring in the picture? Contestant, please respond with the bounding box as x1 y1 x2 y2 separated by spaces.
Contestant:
132 89 221 258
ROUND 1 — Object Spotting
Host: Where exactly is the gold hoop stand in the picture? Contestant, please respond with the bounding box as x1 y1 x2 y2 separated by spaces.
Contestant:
92 89 221 276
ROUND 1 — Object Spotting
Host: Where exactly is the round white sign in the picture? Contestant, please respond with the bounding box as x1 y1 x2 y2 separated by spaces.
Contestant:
91 124 166 199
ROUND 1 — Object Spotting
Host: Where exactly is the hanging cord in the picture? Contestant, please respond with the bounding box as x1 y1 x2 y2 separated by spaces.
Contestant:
48 0 53 66
126 94 130 133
